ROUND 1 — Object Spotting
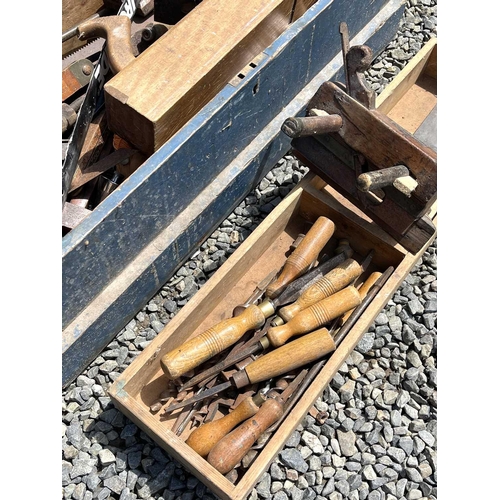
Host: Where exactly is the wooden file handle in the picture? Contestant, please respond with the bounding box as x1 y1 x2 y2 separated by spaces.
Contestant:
207 398 284 474
265 216 335 299
160 304 267 379
338 271 382 327
185 395 264 457
267 286 361 347
232 328 336 388
279 258 362 321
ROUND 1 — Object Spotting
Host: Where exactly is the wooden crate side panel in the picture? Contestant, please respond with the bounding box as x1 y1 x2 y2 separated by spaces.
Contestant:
376 37 437 115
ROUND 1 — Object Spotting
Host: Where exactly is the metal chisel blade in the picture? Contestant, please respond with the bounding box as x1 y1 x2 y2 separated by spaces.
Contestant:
163 381 233 415
274 251 348 307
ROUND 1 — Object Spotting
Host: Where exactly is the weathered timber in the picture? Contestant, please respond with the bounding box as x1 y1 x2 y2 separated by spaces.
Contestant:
104 0 296 154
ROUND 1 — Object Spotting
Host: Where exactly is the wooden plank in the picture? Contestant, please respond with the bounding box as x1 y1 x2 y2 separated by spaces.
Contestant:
376 37 437 115
104 0 296 154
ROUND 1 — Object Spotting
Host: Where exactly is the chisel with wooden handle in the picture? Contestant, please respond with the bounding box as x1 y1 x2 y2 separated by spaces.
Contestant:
162 268 393 415
207 397 284 474
160 216 336 380
185 392 267 457
278 258 363 322
266 285 361 347
206 368 309 474
265 216 335 299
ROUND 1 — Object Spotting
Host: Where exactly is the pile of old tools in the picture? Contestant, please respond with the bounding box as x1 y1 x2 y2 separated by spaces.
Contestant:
62 0 187 234
149 216 393 479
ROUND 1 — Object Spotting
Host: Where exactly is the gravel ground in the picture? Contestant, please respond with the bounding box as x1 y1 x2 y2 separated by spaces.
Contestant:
61 2 437 499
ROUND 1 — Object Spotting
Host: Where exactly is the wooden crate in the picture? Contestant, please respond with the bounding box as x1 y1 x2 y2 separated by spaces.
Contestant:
108 39 437 500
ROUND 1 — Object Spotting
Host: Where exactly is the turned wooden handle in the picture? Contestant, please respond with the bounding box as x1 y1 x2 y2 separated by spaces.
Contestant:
357 165 410 192
279 258 362 321
185 396 262 457
207 398 284 474
338 271 382 327
160 304 266 379
267 286 361 347
265 216 335 299
233 328 336 388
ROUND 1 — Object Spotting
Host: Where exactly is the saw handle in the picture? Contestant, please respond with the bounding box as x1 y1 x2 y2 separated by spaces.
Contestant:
279 258 362 321
265 216 335 299
232 328 336 388
267 285 361 347
185 394 264 457
207 398 284 474
160 304 267 379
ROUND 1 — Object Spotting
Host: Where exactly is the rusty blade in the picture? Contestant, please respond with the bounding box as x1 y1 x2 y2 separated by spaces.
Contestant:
69 148 137 193
162 381 233 415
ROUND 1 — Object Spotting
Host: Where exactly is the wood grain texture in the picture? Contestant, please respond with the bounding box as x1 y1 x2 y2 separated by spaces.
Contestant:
267 285 361 347
279 258 362 321
207 398 284 474
185 395 262 457
104 0 295 154
62 0 105 57
160 303 268 379
266 215 335 298
243 328 336 384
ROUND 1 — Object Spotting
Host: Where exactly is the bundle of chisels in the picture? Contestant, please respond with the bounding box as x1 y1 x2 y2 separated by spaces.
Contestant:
147 215 394 478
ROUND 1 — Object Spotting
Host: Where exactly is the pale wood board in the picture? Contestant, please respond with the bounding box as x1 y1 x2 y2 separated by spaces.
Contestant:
104 0 296 154
376 37 437 117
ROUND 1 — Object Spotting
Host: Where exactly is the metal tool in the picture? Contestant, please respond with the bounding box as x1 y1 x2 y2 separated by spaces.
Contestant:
177 241 354 391
159 216 336 380
206 368 309 474
185 389 268 457
163 266 392 415
265 216 335 298
62 0 137 209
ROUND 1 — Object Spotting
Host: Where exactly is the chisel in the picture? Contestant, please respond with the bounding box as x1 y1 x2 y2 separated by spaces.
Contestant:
160 216 336 380
206 368 309 474
277 257 363 322
185 391 267 457
162 267 392 415
265 216 335 298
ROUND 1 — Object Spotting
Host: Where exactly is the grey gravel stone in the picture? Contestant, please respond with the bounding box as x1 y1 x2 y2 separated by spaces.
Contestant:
280 449 309 473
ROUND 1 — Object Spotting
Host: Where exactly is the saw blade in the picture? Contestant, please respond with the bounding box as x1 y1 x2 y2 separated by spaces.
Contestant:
62 39 104 70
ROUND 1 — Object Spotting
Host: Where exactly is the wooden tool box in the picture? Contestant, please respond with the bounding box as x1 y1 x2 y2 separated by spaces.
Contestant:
108 39 437 500
62 0 408 388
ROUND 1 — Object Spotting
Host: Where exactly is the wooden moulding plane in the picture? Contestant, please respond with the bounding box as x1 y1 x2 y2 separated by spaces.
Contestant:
103 0 318 155
108 39 437 500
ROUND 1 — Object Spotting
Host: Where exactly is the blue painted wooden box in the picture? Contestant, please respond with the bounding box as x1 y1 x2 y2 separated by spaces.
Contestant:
62 0 406 387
